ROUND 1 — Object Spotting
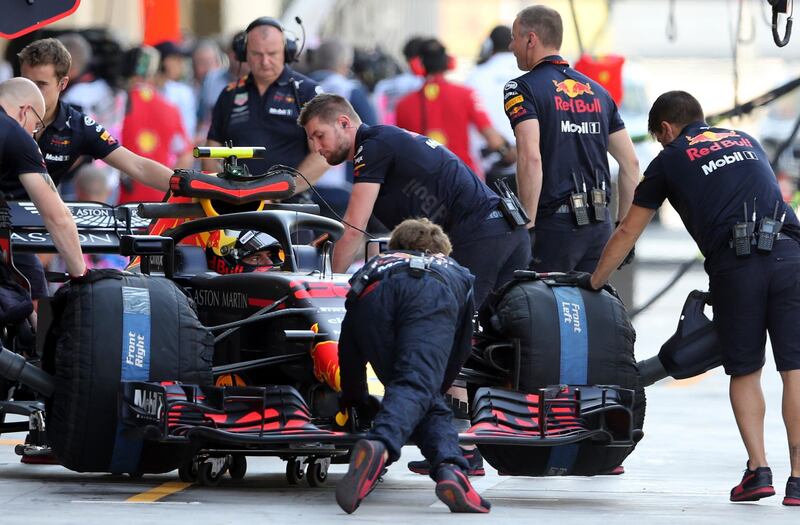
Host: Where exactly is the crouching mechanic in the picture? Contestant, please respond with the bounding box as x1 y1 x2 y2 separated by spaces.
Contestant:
335 218 491 514
582 91 800 506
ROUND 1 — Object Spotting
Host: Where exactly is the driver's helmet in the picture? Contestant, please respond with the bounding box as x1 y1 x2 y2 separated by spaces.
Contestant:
205 229 284 274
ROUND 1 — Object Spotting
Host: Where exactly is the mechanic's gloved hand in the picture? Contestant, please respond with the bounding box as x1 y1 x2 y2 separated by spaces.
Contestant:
354 395 381 423
566 270 597 291
618 244 636 269
68 267 92 284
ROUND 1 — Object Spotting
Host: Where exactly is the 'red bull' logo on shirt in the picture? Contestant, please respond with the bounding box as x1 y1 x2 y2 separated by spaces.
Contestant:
684 130 753 161
552 79 601 113
686 130 739 145
552 79 594 98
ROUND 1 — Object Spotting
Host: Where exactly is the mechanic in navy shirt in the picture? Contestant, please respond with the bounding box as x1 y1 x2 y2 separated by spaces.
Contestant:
505 5 640 272
10 39 173 200
204 17 328 193
0 78 86 289
299 93 530 308
585 91 800 506
335 218 490 514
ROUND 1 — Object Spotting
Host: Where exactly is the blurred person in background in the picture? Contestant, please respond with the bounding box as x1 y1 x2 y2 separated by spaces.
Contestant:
197 31 248 135
372 36 425 125
155 40 198 141
191 38 224 143
119 45 192 203
396 38 511 179
466 25 518 176
192 38 224 93
58 31 127 143
308 38 377 218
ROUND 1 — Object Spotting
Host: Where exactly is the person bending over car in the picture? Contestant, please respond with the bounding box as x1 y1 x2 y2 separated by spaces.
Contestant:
335 218 491 514
583 91 800 506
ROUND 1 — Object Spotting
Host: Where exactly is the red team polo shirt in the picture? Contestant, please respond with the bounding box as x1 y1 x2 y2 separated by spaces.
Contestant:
395 74 492 175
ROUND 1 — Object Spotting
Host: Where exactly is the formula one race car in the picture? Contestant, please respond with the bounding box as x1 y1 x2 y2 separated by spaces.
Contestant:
0 146 723 486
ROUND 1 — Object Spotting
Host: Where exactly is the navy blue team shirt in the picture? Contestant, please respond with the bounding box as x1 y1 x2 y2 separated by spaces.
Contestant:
207 66 321 175
352 124 500 245
0 106 48 185
1 100 119 199
634 121 800 259
503 55 625 216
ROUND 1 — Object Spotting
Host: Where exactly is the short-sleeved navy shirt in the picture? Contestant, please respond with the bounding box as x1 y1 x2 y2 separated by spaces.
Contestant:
207 66 322 175
352 124 500 244
503 56 625 216
634 121 800 259
0 107 48 186
1 101 119 199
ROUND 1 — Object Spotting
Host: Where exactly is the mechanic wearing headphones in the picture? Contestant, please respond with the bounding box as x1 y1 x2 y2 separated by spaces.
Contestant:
336 218 490 514
506 5 640 271
4 39 171 303
582 91 800 506
204 16 328 194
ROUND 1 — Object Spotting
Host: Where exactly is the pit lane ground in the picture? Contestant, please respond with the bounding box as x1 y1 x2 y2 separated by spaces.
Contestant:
1 227 797 524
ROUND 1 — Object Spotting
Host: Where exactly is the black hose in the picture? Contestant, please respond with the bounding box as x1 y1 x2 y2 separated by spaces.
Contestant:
0 347 54 397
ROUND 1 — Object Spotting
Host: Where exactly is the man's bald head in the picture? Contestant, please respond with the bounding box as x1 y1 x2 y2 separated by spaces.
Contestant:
0 77 46 134
0 77 46 114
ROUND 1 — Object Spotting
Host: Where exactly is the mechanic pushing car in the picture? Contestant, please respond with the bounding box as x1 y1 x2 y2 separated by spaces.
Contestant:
335 218 490 514
582 91 800 506
0 78 87 295
300 93 529 477
506 5 640 271
204 17 328 195
6 38 173 302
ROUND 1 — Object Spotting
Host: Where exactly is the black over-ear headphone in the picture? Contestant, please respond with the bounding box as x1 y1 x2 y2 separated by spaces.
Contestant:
233 17 299 64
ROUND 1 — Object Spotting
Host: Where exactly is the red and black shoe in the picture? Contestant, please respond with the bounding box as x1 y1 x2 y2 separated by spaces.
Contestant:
784 476 800 506
335 440 387 514
730 464 775 502
408 448 485 477
434 463 491 513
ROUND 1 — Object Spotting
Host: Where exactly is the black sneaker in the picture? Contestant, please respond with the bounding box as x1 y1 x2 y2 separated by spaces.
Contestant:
784 476 800 506
408 448 485 476
730 464 775 502
434 463 491 513
335 440 386 514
